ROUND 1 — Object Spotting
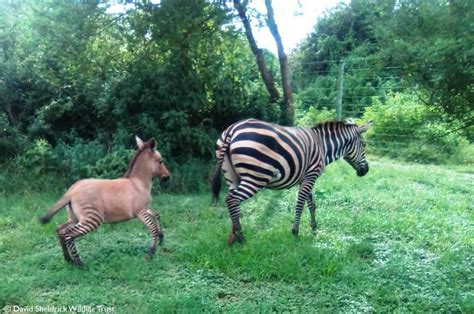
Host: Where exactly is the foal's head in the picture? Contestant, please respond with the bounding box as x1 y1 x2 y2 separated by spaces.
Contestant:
125 136 170 182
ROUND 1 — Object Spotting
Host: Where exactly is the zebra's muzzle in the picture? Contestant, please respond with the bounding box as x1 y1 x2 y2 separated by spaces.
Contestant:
357 165 369 177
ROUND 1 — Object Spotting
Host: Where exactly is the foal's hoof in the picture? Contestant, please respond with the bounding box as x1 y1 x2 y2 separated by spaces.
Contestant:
227 231 244 246
291 228 299 237
311 222 318 232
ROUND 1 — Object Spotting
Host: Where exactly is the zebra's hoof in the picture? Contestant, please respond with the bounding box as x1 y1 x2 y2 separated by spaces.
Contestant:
227 233 236 245
74 261 84 268
227 230 244 245
291 228 299 236
146 248 156 259
311 222 318 232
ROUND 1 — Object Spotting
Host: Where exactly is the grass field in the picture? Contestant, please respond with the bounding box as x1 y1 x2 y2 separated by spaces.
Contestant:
0 157 472 312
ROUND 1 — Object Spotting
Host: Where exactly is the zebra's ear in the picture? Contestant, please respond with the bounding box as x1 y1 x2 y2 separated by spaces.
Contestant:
359 120 373 133
135 135 145 150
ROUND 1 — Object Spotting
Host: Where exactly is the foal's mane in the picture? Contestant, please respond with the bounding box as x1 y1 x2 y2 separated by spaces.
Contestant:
124 141 151 178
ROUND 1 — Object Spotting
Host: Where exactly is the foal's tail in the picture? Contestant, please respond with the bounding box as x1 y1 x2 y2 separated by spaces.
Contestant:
39 194 70 224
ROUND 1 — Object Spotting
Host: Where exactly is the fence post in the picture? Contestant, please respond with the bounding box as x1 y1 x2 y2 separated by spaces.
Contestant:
336 60 345 120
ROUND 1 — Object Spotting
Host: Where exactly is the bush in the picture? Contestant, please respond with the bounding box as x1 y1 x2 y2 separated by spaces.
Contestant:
295 105 336 127
157 159 214 194
362 92 473 164
0 113 28 162
0 135 214 194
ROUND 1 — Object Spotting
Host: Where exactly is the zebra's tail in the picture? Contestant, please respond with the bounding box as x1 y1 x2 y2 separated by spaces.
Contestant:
39 194 70 224
211 130 232 205
211 163 222 206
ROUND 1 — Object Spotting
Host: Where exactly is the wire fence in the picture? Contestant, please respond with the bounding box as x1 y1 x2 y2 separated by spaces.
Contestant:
292 57 472 163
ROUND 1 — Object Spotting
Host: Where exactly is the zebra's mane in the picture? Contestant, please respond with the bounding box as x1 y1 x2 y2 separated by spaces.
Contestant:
312 120 357 129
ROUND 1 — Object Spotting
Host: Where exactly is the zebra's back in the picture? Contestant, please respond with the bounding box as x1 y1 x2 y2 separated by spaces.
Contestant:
219 119 323 190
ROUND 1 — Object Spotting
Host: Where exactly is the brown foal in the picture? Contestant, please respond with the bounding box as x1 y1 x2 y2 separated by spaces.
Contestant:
39 136 170 267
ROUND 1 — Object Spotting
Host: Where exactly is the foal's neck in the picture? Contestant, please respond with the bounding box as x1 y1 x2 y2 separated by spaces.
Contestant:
129 166 153 192
125 153 153 192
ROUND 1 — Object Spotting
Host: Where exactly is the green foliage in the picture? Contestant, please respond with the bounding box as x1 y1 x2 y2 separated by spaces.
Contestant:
291 0 472 125
295 105 336 127
373 0 473 122
363 92 473 164
0 114 27 161
1 160 472 311
0 0 275 168
15 139 57 175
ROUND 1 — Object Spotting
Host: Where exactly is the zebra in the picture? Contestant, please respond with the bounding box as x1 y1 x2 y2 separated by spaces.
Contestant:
211 118 372 245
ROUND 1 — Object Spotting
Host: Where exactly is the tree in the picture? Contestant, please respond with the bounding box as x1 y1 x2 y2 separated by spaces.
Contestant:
233 0 279 103
232 0 293 124
264 0 293 124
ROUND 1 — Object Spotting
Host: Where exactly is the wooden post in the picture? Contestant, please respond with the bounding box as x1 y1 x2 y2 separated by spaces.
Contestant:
336 60 345 120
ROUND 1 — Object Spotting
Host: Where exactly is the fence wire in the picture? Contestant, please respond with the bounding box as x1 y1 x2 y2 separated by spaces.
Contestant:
292 57 472 161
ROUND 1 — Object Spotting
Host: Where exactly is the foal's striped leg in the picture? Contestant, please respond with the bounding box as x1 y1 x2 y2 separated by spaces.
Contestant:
226 180 263 245
292 176 317 236
137 208 163 258
307 193 317 232
58 217 103 267
56 221 74 264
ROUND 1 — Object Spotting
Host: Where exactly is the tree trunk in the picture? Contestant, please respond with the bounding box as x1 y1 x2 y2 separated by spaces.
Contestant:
233 0 279 103
264 0 293 125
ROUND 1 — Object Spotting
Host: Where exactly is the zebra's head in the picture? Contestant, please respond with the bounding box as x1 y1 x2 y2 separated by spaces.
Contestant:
343 121 373 177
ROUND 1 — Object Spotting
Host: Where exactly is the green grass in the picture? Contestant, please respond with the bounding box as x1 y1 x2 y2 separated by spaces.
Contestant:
0 157 472 312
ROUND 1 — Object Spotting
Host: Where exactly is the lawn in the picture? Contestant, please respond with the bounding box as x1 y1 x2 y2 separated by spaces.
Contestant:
0 157 472 312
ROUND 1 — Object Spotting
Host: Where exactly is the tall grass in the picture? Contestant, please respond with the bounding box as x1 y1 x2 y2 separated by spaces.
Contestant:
0 158 472 312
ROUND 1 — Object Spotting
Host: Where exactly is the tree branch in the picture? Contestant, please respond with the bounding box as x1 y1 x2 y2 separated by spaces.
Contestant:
264 0 293 124
233 0 279 103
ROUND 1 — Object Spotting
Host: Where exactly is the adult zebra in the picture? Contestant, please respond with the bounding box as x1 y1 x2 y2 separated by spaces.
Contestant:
212 118 372 245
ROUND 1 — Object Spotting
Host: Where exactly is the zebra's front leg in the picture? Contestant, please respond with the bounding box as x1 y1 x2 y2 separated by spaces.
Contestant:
225 181 262 245
138 208 163 259
292 178 316 236
307 193 317 232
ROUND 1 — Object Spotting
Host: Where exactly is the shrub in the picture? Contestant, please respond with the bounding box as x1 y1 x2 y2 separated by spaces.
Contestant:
87 149 134 179
158 159 214 194
0 113 28 162
362 92 473 164
54 139 106 182
296 106 336 127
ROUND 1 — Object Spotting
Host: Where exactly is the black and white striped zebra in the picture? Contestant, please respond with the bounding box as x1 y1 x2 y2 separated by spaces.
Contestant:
211 118 372 245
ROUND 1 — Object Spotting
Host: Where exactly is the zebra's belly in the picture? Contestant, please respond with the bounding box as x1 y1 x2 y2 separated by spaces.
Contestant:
266 172 303 190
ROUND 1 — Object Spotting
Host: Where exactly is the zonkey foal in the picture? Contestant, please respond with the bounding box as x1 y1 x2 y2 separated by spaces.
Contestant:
39 136 170 267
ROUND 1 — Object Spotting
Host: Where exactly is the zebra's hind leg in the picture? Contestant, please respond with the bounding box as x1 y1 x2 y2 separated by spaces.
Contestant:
56 221 74 264
307 193 317 232
137 208 163 259
58 219 102 267
225 180 262 245
292 177 316 236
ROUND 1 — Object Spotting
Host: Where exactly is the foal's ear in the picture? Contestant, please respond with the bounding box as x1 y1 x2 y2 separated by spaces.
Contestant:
358 120 373 133
135 135 145 149
149 138 156 150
